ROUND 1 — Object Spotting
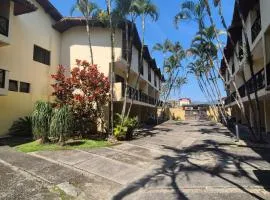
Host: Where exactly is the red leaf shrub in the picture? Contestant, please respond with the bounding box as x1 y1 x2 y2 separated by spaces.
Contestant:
51 60 110 135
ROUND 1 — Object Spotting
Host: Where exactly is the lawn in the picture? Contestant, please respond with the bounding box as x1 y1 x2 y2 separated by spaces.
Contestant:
15 139 113 153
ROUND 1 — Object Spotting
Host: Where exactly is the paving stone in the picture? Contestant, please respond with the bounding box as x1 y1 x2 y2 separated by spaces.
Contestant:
75 152 145 185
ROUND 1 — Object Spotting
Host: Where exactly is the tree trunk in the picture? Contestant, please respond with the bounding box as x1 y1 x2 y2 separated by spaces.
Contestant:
121 21 135 119
126 15 145 118
203 0 253 137
106 0 115 134
86 20 94 65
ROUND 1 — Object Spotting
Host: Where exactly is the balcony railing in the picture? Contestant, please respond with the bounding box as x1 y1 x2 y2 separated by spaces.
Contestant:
121 83 163 106
251 15 261 43
225 68 265 105
0 16 9 37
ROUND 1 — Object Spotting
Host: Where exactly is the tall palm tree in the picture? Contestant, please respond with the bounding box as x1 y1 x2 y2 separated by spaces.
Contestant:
210 0 260 139
112 0 139 119
153 39 174 73
126 0 159 117
174 0 206 31
190 26 228 121
71 0 99 65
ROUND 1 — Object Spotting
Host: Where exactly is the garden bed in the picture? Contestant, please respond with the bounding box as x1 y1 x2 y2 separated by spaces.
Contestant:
15 139 115 153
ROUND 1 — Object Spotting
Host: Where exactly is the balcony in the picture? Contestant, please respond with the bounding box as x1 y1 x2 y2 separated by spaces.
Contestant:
225 68 265 105
113 82 163 107
251 15 261 43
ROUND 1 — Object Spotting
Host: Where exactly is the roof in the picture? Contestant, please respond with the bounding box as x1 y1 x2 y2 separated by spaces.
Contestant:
36 0 62 21
12 0 37 15
53 17 164 80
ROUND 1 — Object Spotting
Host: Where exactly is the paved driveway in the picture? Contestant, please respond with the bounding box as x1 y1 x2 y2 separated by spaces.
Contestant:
1 120 270 200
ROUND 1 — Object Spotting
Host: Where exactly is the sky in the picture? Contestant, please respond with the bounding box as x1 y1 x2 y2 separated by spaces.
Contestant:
50 0 235 102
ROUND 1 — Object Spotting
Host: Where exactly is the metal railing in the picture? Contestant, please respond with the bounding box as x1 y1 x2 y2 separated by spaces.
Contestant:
121 83 163 106
0 16 9 37
251 15 261 43
225 68 265 105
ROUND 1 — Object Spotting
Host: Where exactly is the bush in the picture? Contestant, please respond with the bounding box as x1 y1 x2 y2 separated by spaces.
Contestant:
9 116 32 137
32 101 53 143
114 114 138 140
50 105 74 145
51 61 110 135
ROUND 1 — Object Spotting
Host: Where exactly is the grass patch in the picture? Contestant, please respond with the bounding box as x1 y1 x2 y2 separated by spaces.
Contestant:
15 139 113 153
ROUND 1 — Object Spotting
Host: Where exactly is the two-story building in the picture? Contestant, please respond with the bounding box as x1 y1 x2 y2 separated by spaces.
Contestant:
0 0 164 135
221 0 270 133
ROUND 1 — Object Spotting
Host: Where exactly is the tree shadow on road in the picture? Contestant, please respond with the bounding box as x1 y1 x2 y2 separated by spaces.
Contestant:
112 136 270 199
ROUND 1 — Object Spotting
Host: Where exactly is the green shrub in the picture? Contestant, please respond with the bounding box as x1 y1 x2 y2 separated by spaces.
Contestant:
9 116 32 137
50 105 74 144
113 114 138 140
32 101 53 143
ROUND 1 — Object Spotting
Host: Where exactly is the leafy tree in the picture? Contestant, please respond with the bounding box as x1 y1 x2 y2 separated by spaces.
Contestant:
51 60 110 136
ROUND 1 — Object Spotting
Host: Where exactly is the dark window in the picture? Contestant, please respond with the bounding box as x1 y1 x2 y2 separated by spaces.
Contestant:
9 80 18 92
0 69 5 88
148 66 151 82
33 45 50 65
232 63 235 74
20 82 30 93
154 74 157 87
115 75 124 83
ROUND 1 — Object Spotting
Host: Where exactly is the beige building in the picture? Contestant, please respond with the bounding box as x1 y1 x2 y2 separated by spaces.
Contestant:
0 0 163 135
221 0 270 133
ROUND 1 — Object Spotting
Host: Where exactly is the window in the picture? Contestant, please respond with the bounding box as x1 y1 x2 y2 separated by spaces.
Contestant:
9 80 18 91
115 75 124 83
148 66 151 82
232 63 235 74
0 69 5 88
20 82 30 93
33 45 51 65
122 30 128 60
154 74 157 87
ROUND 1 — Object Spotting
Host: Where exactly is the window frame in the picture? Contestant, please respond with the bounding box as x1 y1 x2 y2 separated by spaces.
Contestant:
8 80 18 92
33 45 51 66
20 82 30 93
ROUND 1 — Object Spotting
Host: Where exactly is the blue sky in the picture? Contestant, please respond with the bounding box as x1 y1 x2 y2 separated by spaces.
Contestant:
50 0 235 102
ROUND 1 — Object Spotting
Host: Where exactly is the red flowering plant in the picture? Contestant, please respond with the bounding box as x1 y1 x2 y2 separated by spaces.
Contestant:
51 60 110 136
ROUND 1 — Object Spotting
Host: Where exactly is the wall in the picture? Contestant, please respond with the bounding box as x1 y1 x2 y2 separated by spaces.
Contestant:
0 1 61 135
60 26 122 77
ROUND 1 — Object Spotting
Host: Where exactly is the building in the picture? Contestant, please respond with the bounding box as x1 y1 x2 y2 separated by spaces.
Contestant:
179 98 191 106
220 0 270 133
0 0 163 135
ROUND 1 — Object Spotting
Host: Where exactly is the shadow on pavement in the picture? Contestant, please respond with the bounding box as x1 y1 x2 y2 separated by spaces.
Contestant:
112 121 270 200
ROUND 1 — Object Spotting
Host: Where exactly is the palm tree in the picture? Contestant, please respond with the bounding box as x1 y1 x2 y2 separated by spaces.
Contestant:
190 26 228 123
210 0 260 139
112 0 139 119
70 0 99 65
126 0 159 117
174 0 206 31
153 39 174 73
